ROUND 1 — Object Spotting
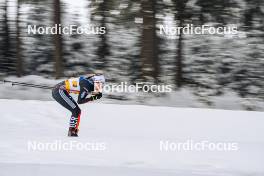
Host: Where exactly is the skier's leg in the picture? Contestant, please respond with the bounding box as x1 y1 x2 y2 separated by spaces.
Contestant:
52 88 81 136
52 88 78 112
69 105 81 130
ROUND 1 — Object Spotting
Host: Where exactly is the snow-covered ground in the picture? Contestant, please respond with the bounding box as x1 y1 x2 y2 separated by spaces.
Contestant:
0 99 264 176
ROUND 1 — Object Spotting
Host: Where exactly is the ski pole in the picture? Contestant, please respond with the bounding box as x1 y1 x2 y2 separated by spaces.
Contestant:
2 80 54 90
5 80 53 89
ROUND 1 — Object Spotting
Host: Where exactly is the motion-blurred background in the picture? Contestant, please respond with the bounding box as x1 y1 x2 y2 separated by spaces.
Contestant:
0 0 264 111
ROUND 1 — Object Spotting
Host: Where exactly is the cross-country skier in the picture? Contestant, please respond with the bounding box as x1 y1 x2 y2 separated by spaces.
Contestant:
52 73 105 137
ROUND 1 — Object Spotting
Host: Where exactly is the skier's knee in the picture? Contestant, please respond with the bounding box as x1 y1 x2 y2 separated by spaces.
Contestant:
72 107 81 117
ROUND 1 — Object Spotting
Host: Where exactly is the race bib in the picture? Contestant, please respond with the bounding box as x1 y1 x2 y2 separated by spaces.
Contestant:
65 77 80 94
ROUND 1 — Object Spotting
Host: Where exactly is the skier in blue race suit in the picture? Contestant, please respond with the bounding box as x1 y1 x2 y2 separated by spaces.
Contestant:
52 73 105 137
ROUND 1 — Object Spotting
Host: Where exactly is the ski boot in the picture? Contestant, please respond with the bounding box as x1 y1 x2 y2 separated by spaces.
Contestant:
68 127 79 137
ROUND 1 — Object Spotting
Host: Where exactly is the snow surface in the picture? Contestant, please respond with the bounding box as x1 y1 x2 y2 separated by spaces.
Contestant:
0 99 264 176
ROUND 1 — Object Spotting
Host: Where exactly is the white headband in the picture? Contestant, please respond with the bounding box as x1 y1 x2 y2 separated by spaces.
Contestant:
92 75 105 84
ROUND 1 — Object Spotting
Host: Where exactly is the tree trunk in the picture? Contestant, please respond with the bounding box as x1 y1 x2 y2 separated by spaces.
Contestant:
176 18 183 87
96 0 109 70
16 0 22 77
140 0 159 82
2 0 11 74
174 0 188 87
54 0 63 78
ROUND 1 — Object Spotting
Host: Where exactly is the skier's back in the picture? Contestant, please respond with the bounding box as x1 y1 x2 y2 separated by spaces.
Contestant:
52 73 105 137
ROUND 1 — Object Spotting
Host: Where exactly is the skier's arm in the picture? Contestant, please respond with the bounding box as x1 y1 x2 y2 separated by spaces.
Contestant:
77 88 88 104
77 78 89 104
87 92 102 102
78 92 102 104
77 78 102 104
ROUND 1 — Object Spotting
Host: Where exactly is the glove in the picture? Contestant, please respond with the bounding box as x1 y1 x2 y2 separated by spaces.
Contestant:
86 92 102 102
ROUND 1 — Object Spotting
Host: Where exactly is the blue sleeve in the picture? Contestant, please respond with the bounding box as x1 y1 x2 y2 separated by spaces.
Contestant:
77 77 102 104
77 79 88 104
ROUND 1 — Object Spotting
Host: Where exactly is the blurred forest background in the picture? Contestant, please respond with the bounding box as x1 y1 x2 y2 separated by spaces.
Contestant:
0 0 264 110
